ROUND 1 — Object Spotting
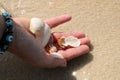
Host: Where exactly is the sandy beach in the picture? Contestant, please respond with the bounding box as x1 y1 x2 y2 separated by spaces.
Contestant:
0 0 120 80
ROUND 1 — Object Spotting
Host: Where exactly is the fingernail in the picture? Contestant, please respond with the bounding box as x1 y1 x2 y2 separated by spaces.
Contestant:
51 52 64 59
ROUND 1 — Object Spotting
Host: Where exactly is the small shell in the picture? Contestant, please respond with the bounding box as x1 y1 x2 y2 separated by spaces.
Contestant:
51 52 64 59
45 43 58 54
30 18 51 47
57 36 81 48
48 45 57 53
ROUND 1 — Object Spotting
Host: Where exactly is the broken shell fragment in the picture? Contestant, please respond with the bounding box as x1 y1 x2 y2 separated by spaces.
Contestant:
58 36 81 48
57 36 66 48
30 18 51 47
51 52 64 59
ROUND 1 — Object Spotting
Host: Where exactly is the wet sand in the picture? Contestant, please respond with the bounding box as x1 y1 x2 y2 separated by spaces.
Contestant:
0 0 120 80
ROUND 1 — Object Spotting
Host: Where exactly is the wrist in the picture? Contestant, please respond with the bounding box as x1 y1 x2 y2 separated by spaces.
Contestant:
0 11 14 54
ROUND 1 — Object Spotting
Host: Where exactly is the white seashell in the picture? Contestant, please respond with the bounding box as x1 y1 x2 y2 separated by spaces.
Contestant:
40 24 51 47
51 52 64 59
30 18 51 47
30 18 45 34
62 36 81 47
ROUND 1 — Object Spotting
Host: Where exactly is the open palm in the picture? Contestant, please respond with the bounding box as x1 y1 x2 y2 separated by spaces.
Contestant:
8 15 90 68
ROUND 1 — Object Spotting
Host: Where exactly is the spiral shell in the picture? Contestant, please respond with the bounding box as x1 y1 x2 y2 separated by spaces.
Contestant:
30 18 51 47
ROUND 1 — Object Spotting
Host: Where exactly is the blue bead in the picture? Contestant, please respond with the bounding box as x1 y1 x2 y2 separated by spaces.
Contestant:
6 35 13 42
5 19 13 27
2 12 10 18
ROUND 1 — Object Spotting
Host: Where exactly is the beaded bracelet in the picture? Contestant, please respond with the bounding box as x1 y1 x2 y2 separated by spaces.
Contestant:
0 12 14 54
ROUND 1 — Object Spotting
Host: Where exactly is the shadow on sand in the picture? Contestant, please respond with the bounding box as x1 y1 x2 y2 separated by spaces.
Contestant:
0 51 93 80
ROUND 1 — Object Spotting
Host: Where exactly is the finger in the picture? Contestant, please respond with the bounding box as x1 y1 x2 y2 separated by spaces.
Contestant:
45 15 72 28
52 32 85 41
58 45 89 60
79 37 91 45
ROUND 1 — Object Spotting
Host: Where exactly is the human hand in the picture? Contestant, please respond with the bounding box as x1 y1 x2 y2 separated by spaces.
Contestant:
8 15 90 68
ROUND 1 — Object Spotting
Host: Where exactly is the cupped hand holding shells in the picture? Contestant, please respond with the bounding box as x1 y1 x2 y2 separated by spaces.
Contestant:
8 15 91 68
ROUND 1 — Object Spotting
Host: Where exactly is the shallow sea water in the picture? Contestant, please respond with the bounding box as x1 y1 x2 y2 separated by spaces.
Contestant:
0 0 120 80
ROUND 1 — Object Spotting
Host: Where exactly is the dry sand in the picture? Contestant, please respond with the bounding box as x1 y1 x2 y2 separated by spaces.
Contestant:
0 0 120 80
